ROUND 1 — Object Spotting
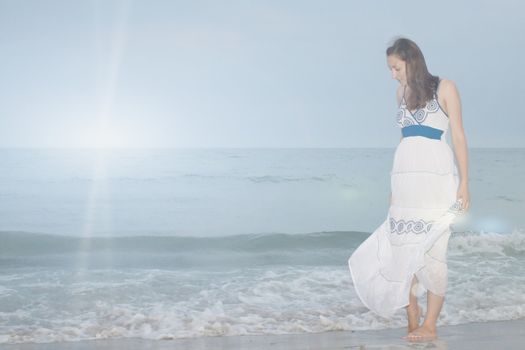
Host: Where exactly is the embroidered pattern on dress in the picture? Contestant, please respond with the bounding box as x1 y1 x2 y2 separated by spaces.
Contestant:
448 199 464 213
396 97 440 127
389 217 434 235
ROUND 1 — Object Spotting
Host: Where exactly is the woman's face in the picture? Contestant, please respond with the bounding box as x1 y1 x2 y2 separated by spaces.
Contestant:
387 55 407 86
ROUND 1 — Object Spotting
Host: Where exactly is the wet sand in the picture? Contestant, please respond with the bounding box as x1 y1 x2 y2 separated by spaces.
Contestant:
2 318 525 350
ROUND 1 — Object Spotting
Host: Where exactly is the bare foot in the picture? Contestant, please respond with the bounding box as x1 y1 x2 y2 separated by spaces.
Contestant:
406 305 422 333
403 324 437 341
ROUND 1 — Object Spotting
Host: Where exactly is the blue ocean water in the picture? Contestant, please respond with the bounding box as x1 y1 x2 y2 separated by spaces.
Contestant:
0 148 524 344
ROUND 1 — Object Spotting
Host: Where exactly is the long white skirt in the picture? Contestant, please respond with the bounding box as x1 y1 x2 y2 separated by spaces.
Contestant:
348 136 463 318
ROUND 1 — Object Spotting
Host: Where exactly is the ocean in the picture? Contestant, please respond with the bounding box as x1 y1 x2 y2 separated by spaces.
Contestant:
0 148 524 344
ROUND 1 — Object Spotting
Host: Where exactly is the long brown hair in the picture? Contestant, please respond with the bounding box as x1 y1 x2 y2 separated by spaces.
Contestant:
386 37 439 110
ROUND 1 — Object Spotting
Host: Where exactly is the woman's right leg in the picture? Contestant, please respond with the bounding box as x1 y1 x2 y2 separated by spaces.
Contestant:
406 274 421 333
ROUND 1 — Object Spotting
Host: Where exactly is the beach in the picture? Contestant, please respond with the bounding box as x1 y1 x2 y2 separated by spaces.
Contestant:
1 0 524 346
1 148 524 348
1 319 524 349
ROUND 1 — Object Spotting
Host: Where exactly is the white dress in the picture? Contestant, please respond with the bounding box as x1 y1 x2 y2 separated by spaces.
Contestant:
348 81 464 318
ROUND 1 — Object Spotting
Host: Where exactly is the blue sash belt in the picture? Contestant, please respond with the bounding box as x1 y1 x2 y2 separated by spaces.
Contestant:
402 125 443 140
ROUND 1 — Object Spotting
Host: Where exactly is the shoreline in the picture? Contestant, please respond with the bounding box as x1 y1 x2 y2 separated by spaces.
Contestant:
2 318 525 350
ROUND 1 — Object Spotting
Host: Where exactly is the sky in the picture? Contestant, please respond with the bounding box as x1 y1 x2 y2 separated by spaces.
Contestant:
0 0 524 148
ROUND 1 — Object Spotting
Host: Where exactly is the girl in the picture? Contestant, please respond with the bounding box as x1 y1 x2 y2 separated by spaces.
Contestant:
348 37 470 341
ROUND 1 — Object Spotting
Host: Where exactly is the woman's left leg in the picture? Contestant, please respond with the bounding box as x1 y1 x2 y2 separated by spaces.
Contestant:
405 290 444 340
405 230 450 340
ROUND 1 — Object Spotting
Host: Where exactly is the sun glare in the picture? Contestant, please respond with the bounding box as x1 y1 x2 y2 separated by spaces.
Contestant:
93 124 125 148
75 123 132 148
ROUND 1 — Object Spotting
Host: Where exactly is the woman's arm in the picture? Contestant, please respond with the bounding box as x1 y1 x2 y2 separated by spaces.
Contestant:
442 79 470 211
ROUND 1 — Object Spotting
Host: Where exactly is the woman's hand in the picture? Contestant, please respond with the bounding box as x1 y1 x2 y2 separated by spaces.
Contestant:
457 182 470 211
